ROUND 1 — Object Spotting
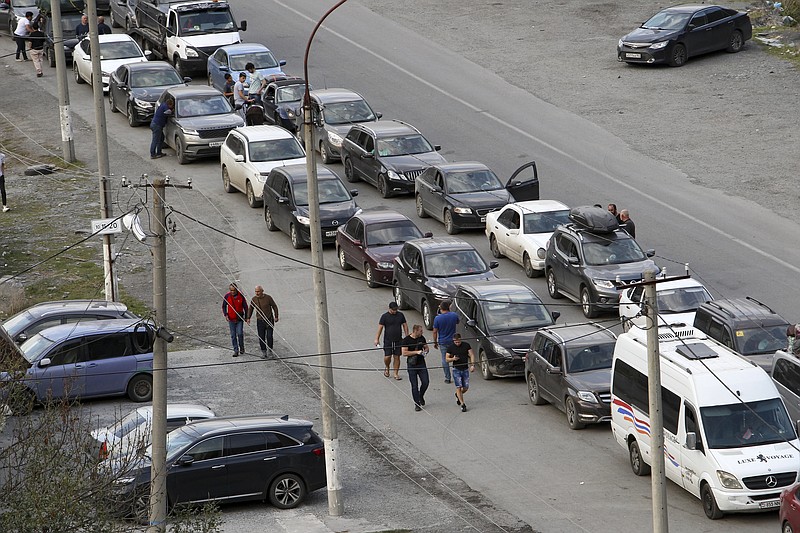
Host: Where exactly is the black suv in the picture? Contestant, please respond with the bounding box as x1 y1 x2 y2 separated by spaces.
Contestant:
393 237 498 330
544 206 657 318
693 297 789 371
114 414 326 519
340 120 446 198
525 323 617 429
452 279 558 380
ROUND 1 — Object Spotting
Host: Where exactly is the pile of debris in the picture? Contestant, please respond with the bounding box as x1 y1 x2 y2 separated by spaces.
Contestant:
750 1 800 55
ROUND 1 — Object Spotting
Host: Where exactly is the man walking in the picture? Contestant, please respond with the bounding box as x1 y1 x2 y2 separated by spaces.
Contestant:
14 11 33 62
0 152 9 212
28 22 46 77
374 302 408 380
222 283 248 357
402 324 429 411
247 285 279 358
620 209 636 238
149 97 174 159
445 334 475 413
432 300 458 383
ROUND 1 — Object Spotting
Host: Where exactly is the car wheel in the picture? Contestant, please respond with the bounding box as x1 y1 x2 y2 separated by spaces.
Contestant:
479 350 495 380
378 175 391 198
127 103 139 127
393 283 409 310
668 43 687 67
343 158 358 183
246 181 261 208
444 210 458 235
566 397 585 430
365 264 378 288
580 286 598 319
701 482 723 520
337 247 352 270
222 166 234 193
290 224 305 249
628 439 650 477
489 235 502 258
268 473 306 509
422 299 434 330
546 269 562 299
264 206 277 231
319 141 333 164
782 521 794 533
132 487 150 525
527 372 546 405
47 47 55 68
727 30 744 53
127 374 153 402
523 253 538 278
109 90 118 113
416 195 428 218
176 136 188 165
74 63 84 84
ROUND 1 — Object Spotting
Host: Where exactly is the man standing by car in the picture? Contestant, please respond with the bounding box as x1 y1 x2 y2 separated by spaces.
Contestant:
375 302 408 380
402 324 429 411
247 285 279 358
620 209 636 238
432 300 459 384
97 16 112 35
446 334 475 413
245 62 265 104
13 11 33 62
149 97 174 159
74 14 89 39
222 283 248 357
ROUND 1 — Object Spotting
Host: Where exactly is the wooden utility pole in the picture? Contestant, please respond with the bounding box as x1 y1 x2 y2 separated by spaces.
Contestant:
49 0 75 162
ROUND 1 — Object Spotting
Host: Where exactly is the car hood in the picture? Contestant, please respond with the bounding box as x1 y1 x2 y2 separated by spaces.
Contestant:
296 202 358 225
622 27 679 44
131 85 184 102
566 367 611 392
100 57 148 75
709 441 799 478
251 157 307 175
367 245 405 263
384 152 447 171
450 190 512 210
519 232 553 251
490 330 542 351
584 259 659 282
428 270 498 297
174 113 243 129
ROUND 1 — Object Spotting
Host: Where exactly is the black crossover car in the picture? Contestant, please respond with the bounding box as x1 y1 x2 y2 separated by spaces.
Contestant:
109 61 189 127
618 4 752 67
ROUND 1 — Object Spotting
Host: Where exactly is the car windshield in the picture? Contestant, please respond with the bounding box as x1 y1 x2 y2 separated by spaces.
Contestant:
566 343 614 373
175 95 232 117
701 398 796 449
481 295 552 334
130 69 183 88
523 209 571 233
425 250 487 278
178 10 236 36
230 51 279 71
447 169 504 193
293 179 351 206
323 100 375 125
656 287 712 314
365 221 423 247
276 85 305 103
248 138 304 162
111 409 148 439
19 332 57 364
582 237 647 266
99 41 142 60
735 325 789 355
641 11 691 30
15 0 37 6
2 310 35 338
160 427 197 461
376 135 434 157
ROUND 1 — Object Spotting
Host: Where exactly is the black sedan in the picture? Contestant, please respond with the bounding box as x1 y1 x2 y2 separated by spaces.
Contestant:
618 4 751 67
262 77 308 134
452 279 558 380
415 161 540 234
109 62 189 127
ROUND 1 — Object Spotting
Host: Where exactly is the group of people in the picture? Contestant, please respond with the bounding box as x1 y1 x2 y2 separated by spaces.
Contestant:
376 300 475 413
221 283 280 358
605 203 636 238
222 63 267 119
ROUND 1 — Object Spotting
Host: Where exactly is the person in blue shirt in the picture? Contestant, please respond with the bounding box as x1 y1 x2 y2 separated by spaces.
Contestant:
149 98 174 159
432 300 459 384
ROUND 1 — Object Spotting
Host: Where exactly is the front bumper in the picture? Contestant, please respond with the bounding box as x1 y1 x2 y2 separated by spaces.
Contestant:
617 45 668 64
181 134 227 159
490 354 526 377
573 396 612 424
450 209 496 231
712 487 783 513
298 224 340 245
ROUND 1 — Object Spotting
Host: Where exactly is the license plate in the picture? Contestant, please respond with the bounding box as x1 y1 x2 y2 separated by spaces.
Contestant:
325 230 337 237
208 141 223 148
480 216 486 223
626 53 642 59
759 500 780 509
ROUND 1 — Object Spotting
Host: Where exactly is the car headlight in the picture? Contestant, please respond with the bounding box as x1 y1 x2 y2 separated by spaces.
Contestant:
536 247 546 259
295 215 310 225
430 287 448 298
101 70 110 78
577 390 598 403
376 261 393 270
650 41 669 50
452 207 472 215
113 476 136 485
592 279 615 289
256 172 268 182
185 47 199 58
286 109 295 118
327 131 342 147
716 470 742 490
133 98 153 109
490 342 514 359
182 128 198 136
618 38 623 48
387 169 405 181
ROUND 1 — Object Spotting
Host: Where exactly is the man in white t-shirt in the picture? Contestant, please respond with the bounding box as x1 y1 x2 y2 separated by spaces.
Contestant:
233 72 253 119
14 11 34 62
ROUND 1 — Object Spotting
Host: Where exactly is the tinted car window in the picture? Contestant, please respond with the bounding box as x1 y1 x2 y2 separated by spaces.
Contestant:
85 333 130 361
689 13 708 27
267 432 300 449
481 296 551 334
227 432 268 456
130 69 183 88
186 436 224 461
48 338 83 366
704 8 727 23
497 209 519 230
775 359 800 396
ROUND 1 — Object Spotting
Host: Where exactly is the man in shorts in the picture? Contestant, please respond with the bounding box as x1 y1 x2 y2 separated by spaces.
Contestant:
445 334 475 412
374 301 408 380
432 300 459 383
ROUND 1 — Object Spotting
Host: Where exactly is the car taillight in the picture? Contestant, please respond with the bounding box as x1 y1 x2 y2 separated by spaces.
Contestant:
312 447 324 456
99 440 108 460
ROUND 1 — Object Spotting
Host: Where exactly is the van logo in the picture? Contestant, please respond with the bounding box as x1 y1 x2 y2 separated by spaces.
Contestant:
766 476 778 488
757 454 768 463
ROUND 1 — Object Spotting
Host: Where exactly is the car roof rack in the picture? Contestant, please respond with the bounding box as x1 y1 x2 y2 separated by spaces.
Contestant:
568 206 619 234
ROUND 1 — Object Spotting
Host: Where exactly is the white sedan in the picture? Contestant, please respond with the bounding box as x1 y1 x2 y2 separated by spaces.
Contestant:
73 34 150 93
220 125 307 208
619 276 713 331
485 200 570 277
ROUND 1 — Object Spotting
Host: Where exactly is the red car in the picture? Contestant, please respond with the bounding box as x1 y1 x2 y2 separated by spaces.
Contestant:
781 482 800 533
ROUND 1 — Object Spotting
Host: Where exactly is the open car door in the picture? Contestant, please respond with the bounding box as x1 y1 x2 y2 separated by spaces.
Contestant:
505 161 539 201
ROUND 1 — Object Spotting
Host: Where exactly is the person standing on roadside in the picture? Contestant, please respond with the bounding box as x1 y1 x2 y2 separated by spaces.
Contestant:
222 283 248 357
28 22 46 77
432 300 458 384
246 285 279 358
234 71 253 119
74 14 89 39
445 334 475 413
374 302 408 380
607 203 622 224
620 209 636 238
401 324 429 411
222 73 235 104
245 62 264 104
14 11 33 62
0 152 9 212
97 16 112 35
149 97 174 159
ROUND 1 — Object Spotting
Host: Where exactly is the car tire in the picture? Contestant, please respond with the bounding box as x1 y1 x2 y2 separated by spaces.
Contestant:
479 350 494 380
546 269 562 299
422 299 434 330
668 43 687 67
264 206 277 231
74 63 84 84
726 30 744 53
176 136 188 165
290 224 306 249
319 141 333 164
415 195 428 218
489 235 502 258
523 252 539 278
246 181 261 208
127 103 139 127
580 286 598 319
444 210 458 235
222 166 234 193
782 521 794 533
378 175 391 198
132 487 150 525
701 482 723 520
628 439 650 477
109 90 119 113
393 283 409 310
47 47 55 68
365 264 378 288
127 374 153 402
344 158 358 183
337 247 352 270
268 473 306 510
527 372 546 405
566 397 585 430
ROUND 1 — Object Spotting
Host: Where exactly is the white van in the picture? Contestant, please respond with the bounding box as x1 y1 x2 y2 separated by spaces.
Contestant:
611 326 800 519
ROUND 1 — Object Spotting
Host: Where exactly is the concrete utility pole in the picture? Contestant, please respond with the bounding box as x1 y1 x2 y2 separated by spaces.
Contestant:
49 0 75 162
86 0 116 301
302 0 349 516
644 269 669 533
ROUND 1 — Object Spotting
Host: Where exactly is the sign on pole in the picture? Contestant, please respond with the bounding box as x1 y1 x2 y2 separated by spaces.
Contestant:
91 218 123 235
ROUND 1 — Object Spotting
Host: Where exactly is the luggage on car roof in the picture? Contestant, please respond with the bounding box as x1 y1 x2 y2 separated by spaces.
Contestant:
569 206 619 233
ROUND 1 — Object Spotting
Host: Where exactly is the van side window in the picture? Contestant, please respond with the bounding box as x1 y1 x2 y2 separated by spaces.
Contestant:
662 388 681 435
85 333 131 362
720 328 734 350
693 311 709 332
684 405 704 453
531 334 546 355
612 359 649 414
774 359 800 397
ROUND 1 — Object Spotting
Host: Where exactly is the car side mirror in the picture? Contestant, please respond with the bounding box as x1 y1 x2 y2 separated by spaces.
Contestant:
277 196 288 204
118 84 128 90
176 455 194 467
219 65 229 72
423 232 433 238
552 311 560 322
279 59 286 66
38 358 52 368
408 268 419 276
508 228 519 235
434 145 441 151
466 319 477 327
431 186 442 193
685 432 697 450
688 23 696 30
352 240 361 247
234 155 244 163
646 249 655 257
568 256 579 265
17 333 27 343
376 112 382 119
183 76 192 83
239 20 247 31
546 366 562 375
489 261 499 269
362 151 374 159
144 50 152 57
350 189 358 197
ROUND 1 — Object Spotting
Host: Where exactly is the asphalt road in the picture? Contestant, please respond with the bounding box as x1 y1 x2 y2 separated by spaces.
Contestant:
8 0 800 531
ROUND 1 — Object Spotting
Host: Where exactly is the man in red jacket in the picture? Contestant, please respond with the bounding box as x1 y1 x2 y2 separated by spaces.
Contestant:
222 283 248 356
